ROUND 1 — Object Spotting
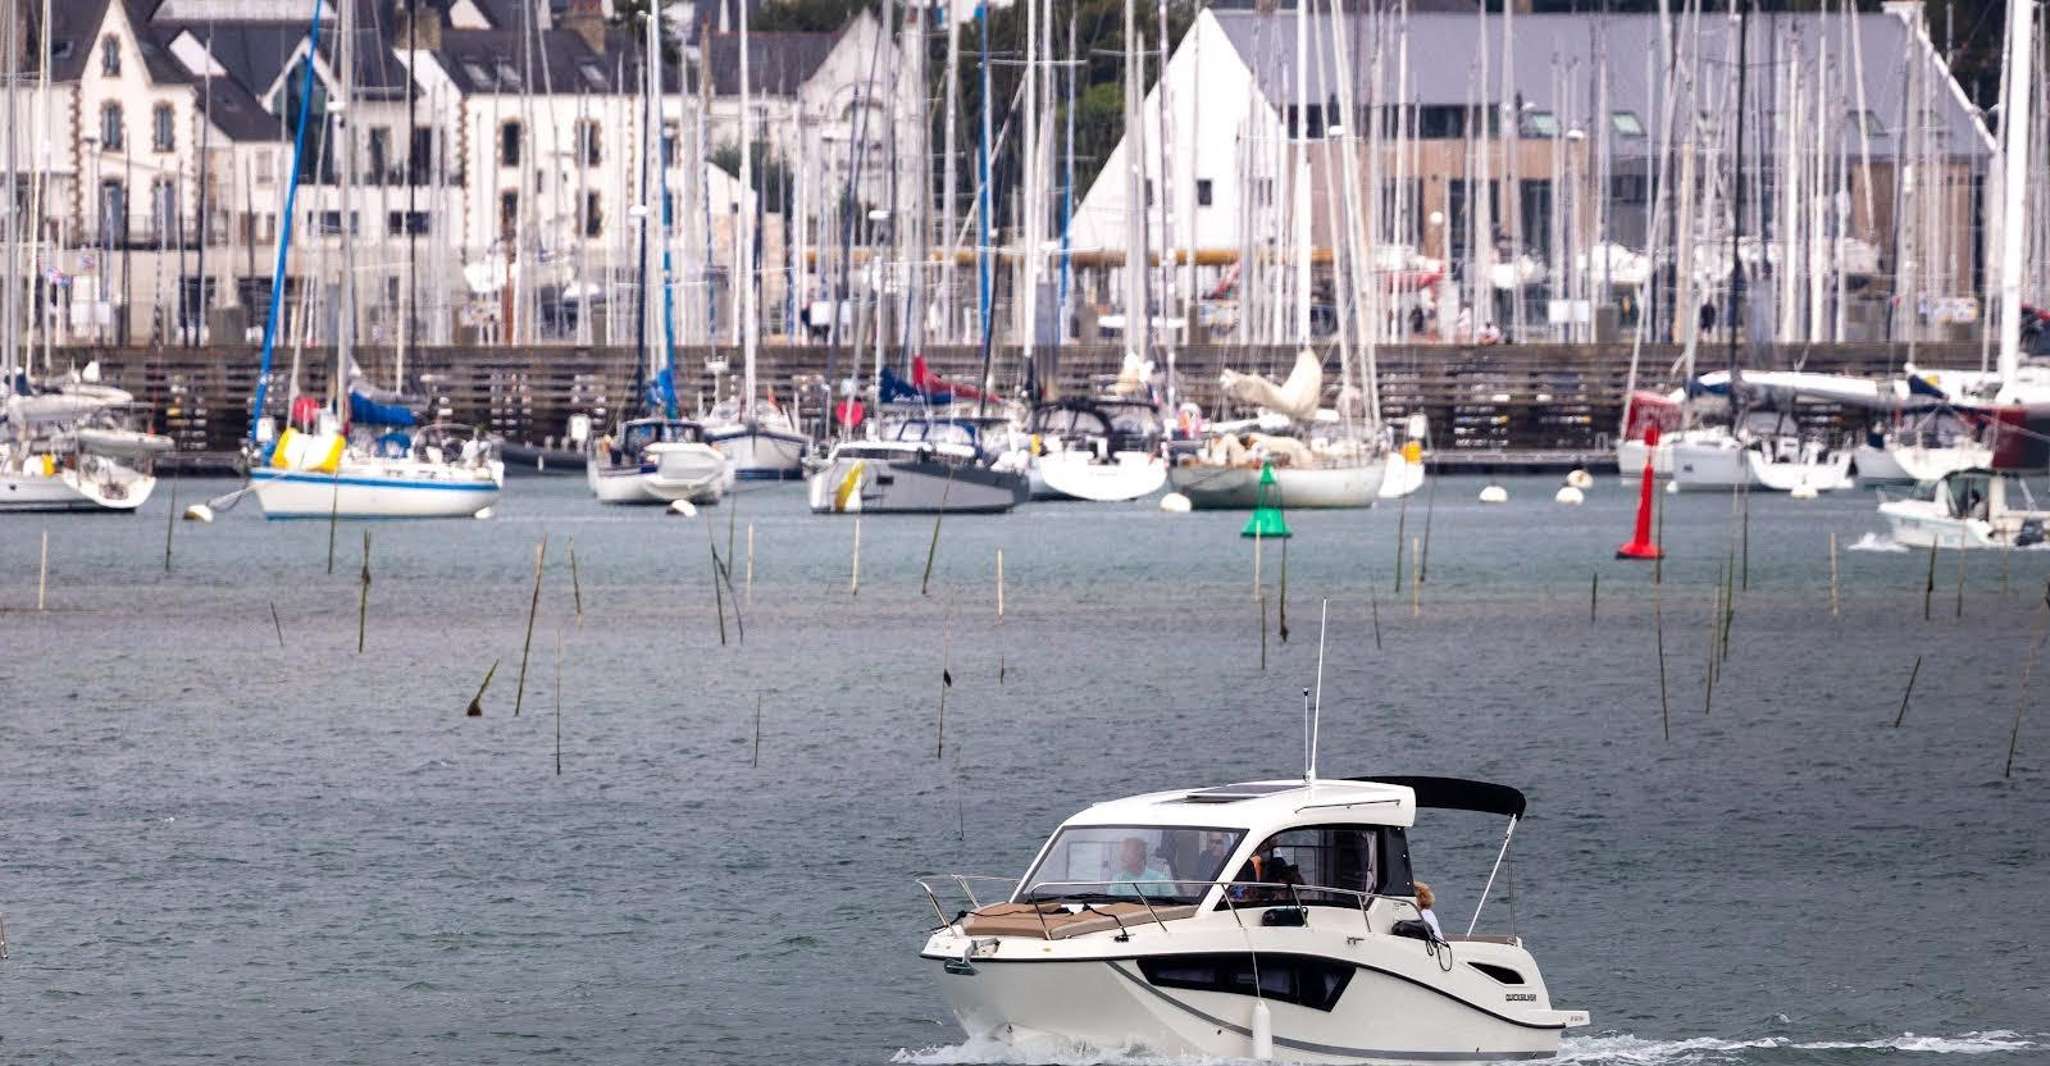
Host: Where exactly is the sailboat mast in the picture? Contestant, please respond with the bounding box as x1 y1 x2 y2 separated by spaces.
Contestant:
1995 0 2033 387
1726 0 1746 381
1121 0 1143 373
335 0 356 422
1292 0 1311 346
739 0 757 417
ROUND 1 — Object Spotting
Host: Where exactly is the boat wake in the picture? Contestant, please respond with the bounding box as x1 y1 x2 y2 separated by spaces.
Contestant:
1845 532 1911 553
893 1030 2039 1066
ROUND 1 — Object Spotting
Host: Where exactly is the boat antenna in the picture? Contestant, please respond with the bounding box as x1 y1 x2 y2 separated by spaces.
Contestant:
1307 598 1329 782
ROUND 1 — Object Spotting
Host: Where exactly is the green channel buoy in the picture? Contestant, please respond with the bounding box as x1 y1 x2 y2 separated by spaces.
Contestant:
1241 462 1292 539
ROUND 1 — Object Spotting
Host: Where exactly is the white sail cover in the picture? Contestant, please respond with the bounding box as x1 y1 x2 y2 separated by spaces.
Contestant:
1220 349 1322 421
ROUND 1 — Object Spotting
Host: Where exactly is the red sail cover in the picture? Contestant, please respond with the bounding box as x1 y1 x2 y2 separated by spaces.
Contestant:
1622 390 1682 442
911 355 991 403
1987 406 2050 471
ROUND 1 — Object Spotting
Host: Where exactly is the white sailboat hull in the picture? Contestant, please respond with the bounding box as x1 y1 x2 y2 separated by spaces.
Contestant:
1032 450 1168 502
0 458 157 512
1168 459 1387 509
708 425 809 481
250 462 502 519
1857 441 1992 484
0 471 100 511
1617 438 1671 478
1747 449 1855 492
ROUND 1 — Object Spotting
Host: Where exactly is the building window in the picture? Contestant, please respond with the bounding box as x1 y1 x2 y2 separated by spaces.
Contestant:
152 104 175 152
1610 111 1646 138
101 35 120 76
1610 174 1648 204
661 124 679 167
1518 110 1558 139
387 211 430 236
500 121 522 167
408 127 434 185
499 190 519 243
576 120 602 166
368 127 391 181
1253 178 1273 208
310 210 353 236
1144 179 1154 207
1418 105 1466 140
151 178 178 243
582 192 603 238
100 102 124 150
1196 179 1214 208
99 179 127 244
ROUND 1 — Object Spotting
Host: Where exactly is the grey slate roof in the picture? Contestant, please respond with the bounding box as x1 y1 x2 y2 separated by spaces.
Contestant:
1210 9 1991 160
700 27 841 98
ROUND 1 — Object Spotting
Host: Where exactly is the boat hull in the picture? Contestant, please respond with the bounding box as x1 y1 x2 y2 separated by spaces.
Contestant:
929 952 1566 1065
1168 459 1387 509
586 444 727 504
808 457 1027 513
1747 450 1854 492
1377 453 1426 499
250 465 501 519
1032 451 1167 502
1861 442 1992 485
0 460 156 512
0 471 101 512
708 426 810 481
1877 500 2045 549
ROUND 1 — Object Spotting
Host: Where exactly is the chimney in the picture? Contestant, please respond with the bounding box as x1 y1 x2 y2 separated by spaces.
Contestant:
397 1 444 52
563 0 607 54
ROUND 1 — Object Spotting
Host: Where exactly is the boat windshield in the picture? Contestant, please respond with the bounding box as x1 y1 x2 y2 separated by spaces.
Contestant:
1018 825 1243 904
897 421 977 448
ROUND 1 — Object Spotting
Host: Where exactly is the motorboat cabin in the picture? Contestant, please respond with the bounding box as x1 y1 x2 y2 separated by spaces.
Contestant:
918 776 1587 1063
1878 467 2050 549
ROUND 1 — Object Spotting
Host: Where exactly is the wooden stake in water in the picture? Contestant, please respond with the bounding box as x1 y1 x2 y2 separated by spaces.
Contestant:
850 515 861 596
466 659 500 717
270 601 285 648
1278 535 1290 642
568 536 583 622
326 472 341 575
554 629 564 775
1704 568 1721 713
37 530 47 611
1259 591 1269 671
921 468 958 596
995 548 1005 620
1654 579 1670 740
1893 654 1922 728
1740 481 1750 591
513 536 548 717
1393 494 1409 593
708 538 729 646
356 530 371 654
1418 472 1438 583
1924 539 1938 621
1720 551 1736 664
1590 571 1599 623
1367 585 1382 651
1954 545 1966 620
1409 537 1421 617
1252 526 1263 602
936 626 954 758
1654 474 1665 585
1829 532 1840 618
745 523 755 608
752 692 763 768
163 473 177 573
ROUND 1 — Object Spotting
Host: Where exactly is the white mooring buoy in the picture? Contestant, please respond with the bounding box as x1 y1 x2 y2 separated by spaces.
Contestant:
1478 484 1509 504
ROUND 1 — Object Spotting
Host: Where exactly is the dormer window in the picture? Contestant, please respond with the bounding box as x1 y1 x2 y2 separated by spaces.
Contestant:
102 35 121 76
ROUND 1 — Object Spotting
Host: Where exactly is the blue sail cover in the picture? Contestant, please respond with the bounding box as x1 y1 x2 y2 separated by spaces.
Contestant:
880 366 947 405
645 367 679 418
349 390 417 427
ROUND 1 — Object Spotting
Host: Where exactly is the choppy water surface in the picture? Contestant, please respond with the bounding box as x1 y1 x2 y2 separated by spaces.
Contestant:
1 476 2044 1065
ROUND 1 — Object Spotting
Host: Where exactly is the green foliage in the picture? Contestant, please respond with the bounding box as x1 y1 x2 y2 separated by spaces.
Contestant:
754 0 880 32
711 142 798 215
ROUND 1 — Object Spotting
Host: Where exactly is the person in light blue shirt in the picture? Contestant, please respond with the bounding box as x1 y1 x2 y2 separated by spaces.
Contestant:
1107 836 1176 899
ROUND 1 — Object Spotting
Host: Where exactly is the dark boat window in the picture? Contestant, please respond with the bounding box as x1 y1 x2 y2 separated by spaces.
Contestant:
1468 963 1526 985
1232 825 1378 906
1138 953 1354 1012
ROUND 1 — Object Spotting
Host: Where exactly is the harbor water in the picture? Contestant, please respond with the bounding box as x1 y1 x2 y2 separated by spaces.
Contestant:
0 476 2043 1064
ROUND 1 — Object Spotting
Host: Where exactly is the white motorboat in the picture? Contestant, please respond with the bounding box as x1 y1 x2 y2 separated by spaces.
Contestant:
1878 468 2050 549
1019 397 1168 503
587 418 731 505
249 424 503 520
704 400 810 481
1670 426 1854 493
918 775 1588 1063
0 413 172 513
809 418 1028 514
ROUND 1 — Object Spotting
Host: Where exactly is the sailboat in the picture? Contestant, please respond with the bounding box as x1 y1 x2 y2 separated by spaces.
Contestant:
1013 356 1169 503
237 0 502 520
587 0 730 506
701 3 809 481
1167 350 1387 508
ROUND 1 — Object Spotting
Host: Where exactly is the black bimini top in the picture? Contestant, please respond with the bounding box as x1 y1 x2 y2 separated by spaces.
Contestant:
1349 776 1527 819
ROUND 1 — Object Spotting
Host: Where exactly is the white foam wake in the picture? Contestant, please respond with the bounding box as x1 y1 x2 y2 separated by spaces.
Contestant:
1552 1030 2036 1063
895 1030 2038 1066
1845 532 1911 553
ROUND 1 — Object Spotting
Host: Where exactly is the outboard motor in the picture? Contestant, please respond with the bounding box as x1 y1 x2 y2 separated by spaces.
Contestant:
2017 519 2045 549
